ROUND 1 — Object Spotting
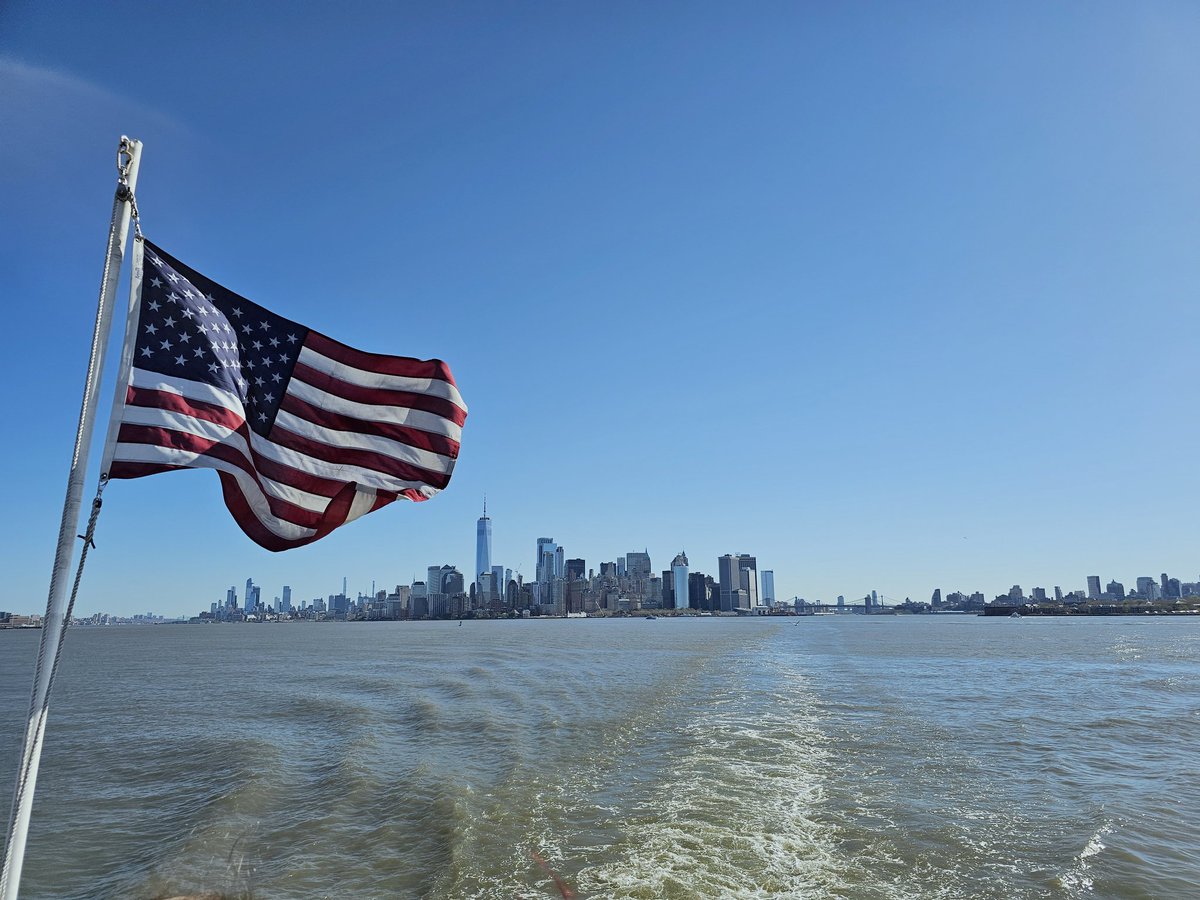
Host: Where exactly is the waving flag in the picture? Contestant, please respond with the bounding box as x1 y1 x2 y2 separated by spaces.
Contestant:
104 239 467 550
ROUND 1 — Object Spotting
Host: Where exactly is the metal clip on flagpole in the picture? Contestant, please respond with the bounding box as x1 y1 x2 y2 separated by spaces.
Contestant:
0 136 143 900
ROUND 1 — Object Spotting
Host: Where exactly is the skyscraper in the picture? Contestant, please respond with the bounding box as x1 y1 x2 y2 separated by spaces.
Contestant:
761 570 775 605
626 551 652 580
671 552 689 611
739 556 758 608
536 538 557 580
717 555 738 611
476 499 492 599
1087 575 1101 599
281 585 292 613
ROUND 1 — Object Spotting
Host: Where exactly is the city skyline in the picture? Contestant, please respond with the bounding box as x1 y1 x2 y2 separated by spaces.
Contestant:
8 493 1196 619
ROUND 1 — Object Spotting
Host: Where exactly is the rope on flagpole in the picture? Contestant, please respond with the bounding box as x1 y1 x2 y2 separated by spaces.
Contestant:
1 137 141 900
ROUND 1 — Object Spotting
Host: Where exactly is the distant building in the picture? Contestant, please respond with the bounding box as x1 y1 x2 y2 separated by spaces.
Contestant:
671 552 689 611
1086 575 1102 600
761 570 775 605
566 558 586 581
717 554 756 611
476 500 492 599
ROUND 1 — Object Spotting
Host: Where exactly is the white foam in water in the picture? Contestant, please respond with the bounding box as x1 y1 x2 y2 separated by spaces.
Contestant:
571 650 856 898
1057 822 1113 893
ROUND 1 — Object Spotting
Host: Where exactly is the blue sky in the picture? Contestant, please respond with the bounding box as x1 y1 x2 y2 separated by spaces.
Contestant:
2 2 1199 616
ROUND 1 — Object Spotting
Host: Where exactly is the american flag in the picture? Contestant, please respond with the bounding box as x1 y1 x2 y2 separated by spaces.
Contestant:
104 239 467 551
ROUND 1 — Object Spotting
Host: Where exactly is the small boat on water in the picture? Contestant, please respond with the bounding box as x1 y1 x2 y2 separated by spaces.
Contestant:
1009 611 1022 619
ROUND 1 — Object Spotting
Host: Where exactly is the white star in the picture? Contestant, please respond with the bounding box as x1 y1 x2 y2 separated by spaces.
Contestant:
278 353 288 364
242 324 253 335
144 323 158 335
197 306 210 316
258 412 268 422
245 358 255 369
166 272 179 283
174 354 186 366
254 376 265 387
259 321 270 331
163 315 176 328
168 292 180 304
235 376 246 389
150 276 163 289
193 347 205 358
139 346 152 358
269 337 280 348
231 306 243 317
251 340 263 351
286 333 298 344
159 339 173 351
208 362 219 374
148 255 162 267
261 357 272 368
197 323 208 334
271 372 282 383
223 323 233 333
182 289 194 300
178 332 191 344
206 293 217 304
147 299 161 312
263 392 274 403
181 308 194 319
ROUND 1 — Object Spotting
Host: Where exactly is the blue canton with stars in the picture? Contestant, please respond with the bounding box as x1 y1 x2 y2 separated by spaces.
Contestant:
135 240 310 437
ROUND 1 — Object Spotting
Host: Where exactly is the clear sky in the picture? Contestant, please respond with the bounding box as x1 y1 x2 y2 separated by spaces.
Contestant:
2 2 1199 616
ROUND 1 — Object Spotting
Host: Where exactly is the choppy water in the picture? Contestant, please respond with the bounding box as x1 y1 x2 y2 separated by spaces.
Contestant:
1 616 1198 899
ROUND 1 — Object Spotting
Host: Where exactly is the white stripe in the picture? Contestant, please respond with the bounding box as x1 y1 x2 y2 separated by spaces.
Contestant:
286 377 463 443
298 345 467 414
118 396 441 496
274 409 454 474
111 443 317 541
345 487 378 525
262 424 449 495
115 405 332 513
129 367 244 414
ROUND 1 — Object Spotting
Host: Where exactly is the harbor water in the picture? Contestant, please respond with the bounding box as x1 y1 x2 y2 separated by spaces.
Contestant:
1 616 1197 898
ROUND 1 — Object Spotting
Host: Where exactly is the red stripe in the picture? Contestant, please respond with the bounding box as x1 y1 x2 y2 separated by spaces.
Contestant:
279 391 461 460
290 361 467 427
270 421 452 489
108 460 184 478
126 385 244 431
118 396 364 499
116 424 328 530
371 490 398 512
218 475 360 552
305 331 459 386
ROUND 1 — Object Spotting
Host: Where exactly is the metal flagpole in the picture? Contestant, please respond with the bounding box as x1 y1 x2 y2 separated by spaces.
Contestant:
0 136 143 900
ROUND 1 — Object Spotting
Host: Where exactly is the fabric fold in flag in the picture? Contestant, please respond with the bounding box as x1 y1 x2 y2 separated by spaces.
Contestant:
105 239 467 551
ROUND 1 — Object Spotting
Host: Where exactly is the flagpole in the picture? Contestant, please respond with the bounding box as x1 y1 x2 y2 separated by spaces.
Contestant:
0 136 142 900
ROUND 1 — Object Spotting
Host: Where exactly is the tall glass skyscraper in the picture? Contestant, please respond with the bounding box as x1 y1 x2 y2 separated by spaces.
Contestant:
476 499 492 597
671 552 689 610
